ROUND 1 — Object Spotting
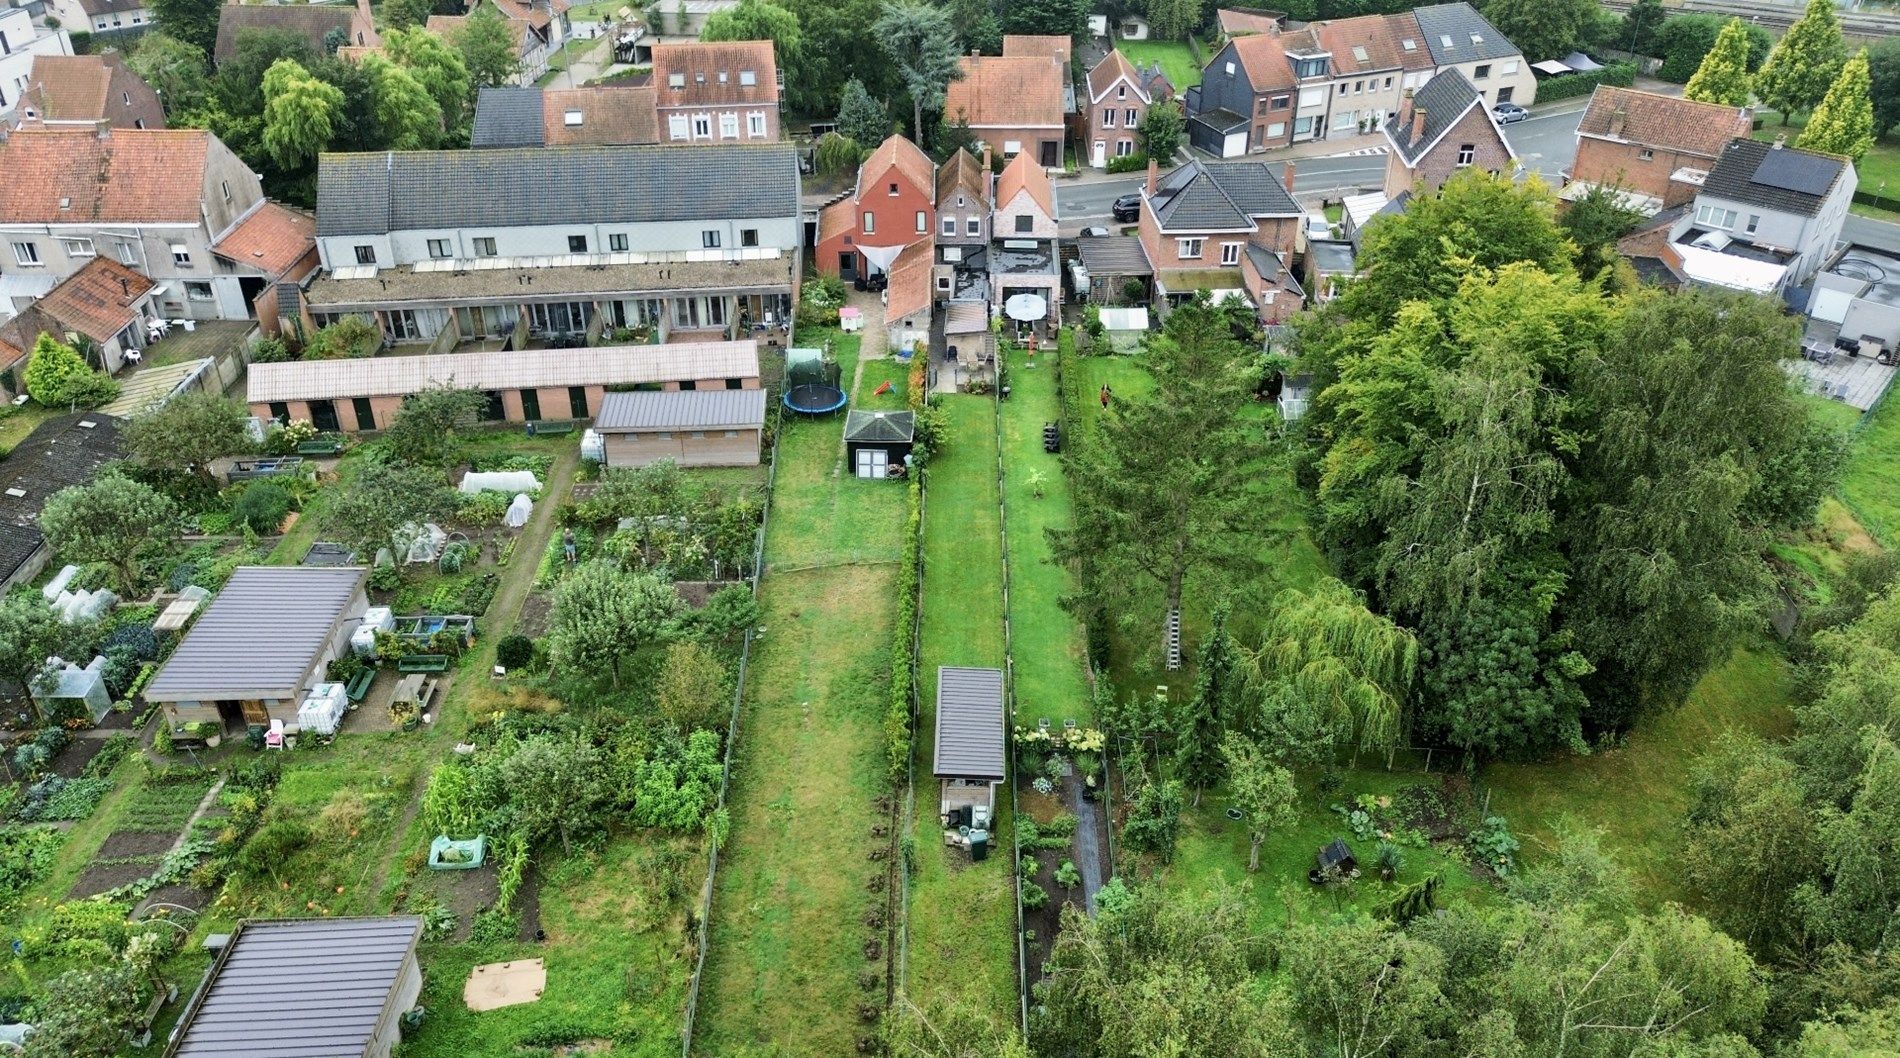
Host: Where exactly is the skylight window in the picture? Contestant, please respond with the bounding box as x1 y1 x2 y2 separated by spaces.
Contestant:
1471 33 1483 43
564 110 583 125
1440 34 1453 47
1351 45 1368 61
739 70 756 85
1401 38 1416 49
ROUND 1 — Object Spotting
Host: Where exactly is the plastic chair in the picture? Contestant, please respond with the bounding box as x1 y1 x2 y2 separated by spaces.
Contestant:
265 718 285 751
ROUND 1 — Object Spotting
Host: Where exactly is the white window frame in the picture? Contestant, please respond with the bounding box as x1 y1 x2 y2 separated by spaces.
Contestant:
1456 143 1476 166
1266 121 1286 138
692 114 712 139
1503 59 1519 75
1745 214 1761 235
1696 203 1738 229
916 210 927 233
1178 237 1204 259
1298 87 1325 107
941 216 956 236
473 237 498 256
59 237 95 258
115 241 137 266
1125 107 1137 126
10 241 39 266
1003 139 1022 155
1116 139 1134 157
863 211 875 234
184 281 214 301
1332 110 1357 131
668 114 690 140
1220 242 1241 266
171 243 193 266
747 110 766 137
967 218 981 236
719 112 739 138
1103 108 1116 127
609 232 629 251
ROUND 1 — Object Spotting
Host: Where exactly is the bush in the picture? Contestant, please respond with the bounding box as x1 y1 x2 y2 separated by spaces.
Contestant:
1054 860 1081 889
1533 61 1636 103
457 490 510 526
1105 151 1150 174
496 634 534 670
236 818 310 878
797 275 848 328
250 337 289 364
263 420 318 456
232 481 294 535
303 316 380 360
368 564 402 592
1021 879 1049 910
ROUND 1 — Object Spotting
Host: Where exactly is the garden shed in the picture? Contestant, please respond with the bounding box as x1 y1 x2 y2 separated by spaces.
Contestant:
144 566 370 731
934 666 1007 820
595 389 768 468
168 916 424 1058
843 410 915 480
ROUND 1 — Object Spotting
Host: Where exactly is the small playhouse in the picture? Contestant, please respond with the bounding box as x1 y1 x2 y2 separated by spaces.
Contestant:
843 410 915 480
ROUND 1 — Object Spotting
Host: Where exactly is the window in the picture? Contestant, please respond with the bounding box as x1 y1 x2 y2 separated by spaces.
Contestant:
669 114 689 139
668 72 685 88
1384 76 1393 88
1351 45 1368 62
942 217 956 236
1224 61 1235 74
352 397 376 430
1333 110 1357 130
115 241 137 265
967 218 981 236
1003 139 1022 155
862 211 875 234
569 234 588 252
1220 242 1241 266
1696 203 1738 229
1015 215 1033 234
1116 140 1134 157
1337 83 1347 96
352 245 374 265
1298 87 1325 107
1103 108 1116 127
692 115 711 138
740 70 757 86
748 111 766 137
1178 237 1203 259
564 109 583 126
1294 115 1315 136
268 401 290 422
741 228 759 247
568 386 590 418
1503 59 1519 75
1440 34 1453 47
719 112 739 138
702 230 721 248
1471 33 1484 43
1271 94 1289 110
58 237 94 258
1293 57 1326 78
725 378 744 389
1637 148 1654 161
1456 143 1476 166
915 211 927 233
1117 83 1127 100
172 243 193 266
1266 121 1286 138
1354 80 1364 94
1745 214 1761 235
1401 37 1416 50
1474 64 1491 80
1125 108 1137 125
889 181 900 196
427 238 451 258
605 232 627 252
10 241 38 266
473 237 498 256
1496 86 1514 103
185 281 213 301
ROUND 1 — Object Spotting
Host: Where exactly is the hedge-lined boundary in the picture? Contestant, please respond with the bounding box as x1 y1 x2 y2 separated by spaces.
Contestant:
1533 62 1637 103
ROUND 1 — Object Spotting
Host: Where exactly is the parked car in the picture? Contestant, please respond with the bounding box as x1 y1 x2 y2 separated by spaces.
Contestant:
1111 193 1142 222
1491 102 1530 124
1079 226 1110 238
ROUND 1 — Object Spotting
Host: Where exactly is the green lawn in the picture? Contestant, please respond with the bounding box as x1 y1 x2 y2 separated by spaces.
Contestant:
906 392 1017 1016
694 334 910 1057
1116 37 1205 90
1839 388 1900 548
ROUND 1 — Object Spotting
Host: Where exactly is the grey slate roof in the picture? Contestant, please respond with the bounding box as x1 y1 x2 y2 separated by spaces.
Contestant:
316 143 800 237
470 87 547 148
1075 234 1154 276
0 412 123 527
933 666 1005 780
1388 68 1483 163
170 917 422 1058
843 409 915 443
1701 138 1850 219
144 566 367 702
1414 3 1520 66
1150 160 1300 231
595 388 767 432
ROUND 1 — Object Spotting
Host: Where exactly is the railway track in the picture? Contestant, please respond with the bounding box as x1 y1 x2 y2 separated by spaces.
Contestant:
1597 0 1900 40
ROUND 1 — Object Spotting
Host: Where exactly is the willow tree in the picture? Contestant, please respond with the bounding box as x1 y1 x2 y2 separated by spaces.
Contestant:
1245 580 1417 758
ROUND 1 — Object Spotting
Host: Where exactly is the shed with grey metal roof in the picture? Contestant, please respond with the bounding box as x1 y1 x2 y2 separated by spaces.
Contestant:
933 666 1006 780
144 566 369 704
595 388 768 433
168 917 423 1058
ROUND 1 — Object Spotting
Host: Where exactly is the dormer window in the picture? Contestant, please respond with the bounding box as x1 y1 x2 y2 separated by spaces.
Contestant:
669 73 685 88
740 69 756 85
1292 57 1327 78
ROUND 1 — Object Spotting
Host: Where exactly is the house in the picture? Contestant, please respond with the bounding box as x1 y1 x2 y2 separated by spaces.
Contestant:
934 666 1006 822
1073 234 1155 305
1305 238 1358 304
651 40 781 143
1084 50 1174 169
0 256 161 377
594 387 767 468
943 51 1066 169
1136 158 1305 323
844 409 914 479
991 151 1060 326
0 8 72 119
1188 1 1530 157
816 134 936 284
210 202 320 336
167 917 424 1058
248 340 762 430
0 127 283 323
1666 137 1855 294
1615 205 1690 289
305 143 800 348
470 85 660 147
1215 7 1287 41
9 53 165 130
1568 86 1754 212
0 412 123 592
1382 70 1515 198
144 565 370 731
427 10 547 82
1001 34 1075 112
214 0 379 67
933 147 991 307
44 0 152 36
885 237 934 354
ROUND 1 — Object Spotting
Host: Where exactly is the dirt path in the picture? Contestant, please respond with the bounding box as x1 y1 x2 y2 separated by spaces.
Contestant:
482 446 581 645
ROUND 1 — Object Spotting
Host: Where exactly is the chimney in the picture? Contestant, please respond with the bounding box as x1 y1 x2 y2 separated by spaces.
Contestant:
1146 156 1158 198
1397 88 1414 131
117 277 128 297
1608 107 1626 138
1411 105 1427 143
1282 160 1295 193
981 145 991 173
1772 133 1786 150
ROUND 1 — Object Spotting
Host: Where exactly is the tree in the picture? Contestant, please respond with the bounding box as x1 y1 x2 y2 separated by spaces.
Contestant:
1220 733 1295 871
385 27 473 137
777 0 897 116
886 995 1030 1058
1795 1002 1900 1056
1655 14 1772 84
383 0 435 30
1559 180 1644 281
932 116 977 161
261 58 343 170
1173 604 1237 803
1684 18 1756 106
451 9 520 90
630 728 722 830
324 461 459 560
23 334 117 409
364 54 443 149
1797 49 1877 162
547 562 679 686
1119 777 1184 863
1869 39 1900 139
654 640 731 732
875 0 962 141
1753 0 1846 123
700 0 801 58
1620 0 1666 58
121 390 250 490
22 963 148 1058
1282 919 1450 1058
998 0 1084 38
39 471 177 596
1246 581 1417 756
1145 0 1200 42
497 733 608 853
1481 0 1595 63
1681 735 1818 953
813 131 864 177
384 384 486 467
0 594 83 696
836 76 890 148
1135 100 1185 163
216 28 318 118
303 315 380 359
127 33 211 116
148 0 219 55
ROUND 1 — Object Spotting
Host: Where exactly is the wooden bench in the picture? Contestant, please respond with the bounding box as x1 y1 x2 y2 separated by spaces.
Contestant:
344 669 374 702
397 654 450 673
296 438 346 456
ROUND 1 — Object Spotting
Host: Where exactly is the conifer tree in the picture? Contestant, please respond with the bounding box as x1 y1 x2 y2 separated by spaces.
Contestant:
1797 49 1876 161
1754 0 1846 124
1684 17 1755 106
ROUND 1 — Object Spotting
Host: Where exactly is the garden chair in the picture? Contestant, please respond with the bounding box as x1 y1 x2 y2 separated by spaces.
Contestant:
265 718 285 751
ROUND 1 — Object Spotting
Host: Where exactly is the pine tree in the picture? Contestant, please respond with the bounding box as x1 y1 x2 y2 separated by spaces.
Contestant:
1797 49 1876 161
1753 0 1846 124
1683 18 1755 107
1174 604 1237 805
836 77 890 147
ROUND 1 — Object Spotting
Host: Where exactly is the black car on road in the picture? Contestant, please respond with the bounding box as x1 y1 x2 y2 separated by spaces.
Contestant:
1111 193 1142 223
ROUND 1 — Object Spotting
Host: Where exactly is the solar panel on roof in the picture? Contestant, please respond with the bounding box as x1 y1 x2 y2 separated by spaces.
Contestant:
1750 149 1837 198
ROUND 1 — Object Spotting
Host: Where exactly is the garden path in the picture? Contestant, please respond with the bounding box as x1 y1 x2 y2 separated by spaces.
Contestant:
479 445 581 644
1064 776 1107 912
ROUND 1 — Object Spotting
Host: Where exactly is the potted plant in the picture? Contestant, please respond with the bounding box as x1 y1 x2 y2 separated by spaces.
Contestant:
190 720 222 748
390 699 419 732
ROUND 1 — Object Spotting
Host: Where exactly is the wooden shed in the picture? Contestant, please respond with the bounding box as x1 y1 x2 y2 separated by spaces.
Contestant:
595 389 767 468
843 410 915 479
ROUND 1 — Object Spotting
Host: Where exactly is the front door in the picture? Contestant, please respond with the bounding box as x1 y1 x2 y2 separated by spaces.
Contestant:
1040 140 1058 168
855 449 887 479
309 399 340 433
1092 140 1105 168
838 252 858 281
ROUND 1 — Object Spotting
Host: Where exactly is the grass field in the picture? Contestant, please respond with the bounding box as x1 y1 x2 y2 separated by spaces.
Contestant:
906 392 1017 1016
694 333 910 1057
1116 37 1205 90
1838 388 1900 547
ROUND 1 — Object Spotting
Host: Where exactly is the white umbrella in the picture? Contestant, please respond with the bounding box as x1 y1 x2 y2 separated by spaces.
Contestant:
1004 293 1048 322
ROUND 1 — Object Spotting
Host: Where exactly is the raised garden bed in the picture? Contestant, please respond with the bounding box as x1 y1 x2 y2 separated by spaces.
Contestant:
397 654 451 673
344 669 375 702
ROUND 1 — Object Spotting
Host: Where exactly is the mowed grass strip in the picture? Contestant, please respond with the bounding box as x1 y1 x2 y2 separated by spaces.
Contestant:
908 392 1017 1015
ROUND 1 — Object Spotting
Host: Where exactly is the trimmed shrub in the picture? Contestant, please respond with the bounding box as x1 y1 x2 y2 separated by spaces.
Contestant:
496 634 534 670
1533 62 1637 103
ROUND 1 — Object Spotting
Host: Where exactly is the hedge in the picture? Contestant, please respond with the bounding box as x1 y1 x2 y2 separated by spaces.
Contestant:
1106 152 1151 175
1533 62 1637 104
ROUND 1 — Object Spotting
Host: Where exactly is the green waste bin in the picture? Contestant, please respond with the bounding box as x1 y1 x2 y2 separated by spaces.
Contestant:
969 829 989 862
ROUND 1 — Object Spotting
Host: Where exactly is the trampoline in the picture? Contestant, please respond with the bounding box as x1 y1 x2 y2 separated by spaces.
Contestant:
782 346 847 414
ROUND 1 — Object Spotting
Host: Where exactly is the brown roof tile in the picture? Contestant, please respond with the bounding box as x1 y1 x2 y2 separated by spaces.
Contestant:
944 55 1064 129
27 257 157 344
542 85 659 145
651 41 779 108
15 54 165 131
884 238 934 320
858 135 936 203
995 150 1054 217
935 147 989 207
212 202 316 279
214 3 368 64
1002 35 1071 64
1217 8 1282 35
1577 86 1753 162
0 127 211 224
818 197 855 247
1086 49 1145 104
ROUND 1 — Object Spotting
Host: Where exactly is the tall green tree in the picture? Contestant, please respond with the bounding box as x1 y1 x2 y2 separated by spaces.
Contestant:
451 9 520 89
1245 580 1417 755
1684 17 1757 106
261 58 343 171
886 996 1029 1058
384 384 487 467
1480 0 1595 62
1655 13 1773 83
1219 733 1296 871
498 733 609 853
127 33 210 116
1135 100 1185 163
1620 0 1666 58
700 0 801 57
1145 0 1201 42
217 28 318 117
121 391 250 492
22 334 117 409
1559 181 1644 281
0 594 85 698
1173 604 1237 804
1869 38 1900 139
1282 919 1450 1057
836 76 890 147
383 0 435 31
778 0 896 115
547 562 680 686
1682 735 1819 953
1797 49 1877 162
385 27 473 138
39 471 178 596
1753 0 1846 123
874 0 962 141
148 0 220 55
324 462 459 560
363 54 444 149
998 0 1084 38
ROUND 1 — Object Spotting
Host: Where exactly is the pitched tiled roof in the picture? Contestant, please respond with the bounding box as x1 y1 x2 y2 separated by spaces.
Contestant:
1087 49 1147 104
1217 8 1282 35
15 54 165 130
1385 68 1483 163
1226 33 1295 94
595 388 767 432
936 148 989 208
1002 34 1071 64
944 56 1064 129
1700 138 1850 218
651 41 778 108
884 238 934 320
212 202 316 279
996 151 1055 218
1577 86 1753 162
428 13 539 58
1149 159 1299 230
818 197 856 247
470 87 545 146
315 143 798 236
25 257 156 344
1413 2 1518 65
859 135 937 204
69 0 147 16
248 341 763 403
0 127 210 223
489 0 569 31
544 86 659 145
1317 13 1412 74
214 4 354 64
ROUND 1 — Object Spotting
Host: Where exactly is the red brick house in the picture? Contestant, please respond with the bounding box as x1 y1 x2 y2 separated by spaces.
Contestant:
1568 86 1752 211
815 134 937 284
1136 158 1305 322
11 54 165 131
943 52 1066 169
1382 69 1513 198
1084 50 1176 169
652 40 781 143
